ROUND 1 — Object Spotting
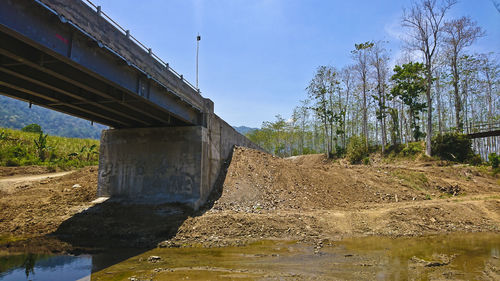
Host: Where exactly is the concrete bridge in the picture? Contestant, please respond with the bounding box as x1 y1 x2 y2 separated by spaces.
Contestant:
0 0 260 209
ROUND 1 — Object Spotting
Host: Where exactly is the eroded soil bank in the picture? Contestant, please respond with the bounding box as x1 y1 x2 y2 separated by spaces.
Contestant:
0 147 499 251
165 148 499 248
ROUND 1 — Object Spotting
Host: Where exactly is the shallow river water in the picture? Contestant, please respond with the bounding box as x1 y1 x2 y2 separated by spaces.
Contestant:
1 232 499 280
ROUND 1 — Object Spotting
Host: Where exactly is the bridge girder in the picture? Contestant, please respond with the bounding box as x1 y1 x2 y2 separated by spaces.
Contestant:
0 0 207 128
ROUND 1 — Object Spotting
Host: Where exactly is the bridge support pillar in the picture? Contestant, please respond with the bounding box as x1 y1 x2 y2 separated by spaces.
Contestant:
97 115 261 210
97 126 213 209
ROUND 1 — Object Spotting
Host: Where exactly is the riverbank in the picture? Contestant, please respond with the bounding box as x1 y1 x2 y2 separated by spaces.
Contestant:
0 147 498 251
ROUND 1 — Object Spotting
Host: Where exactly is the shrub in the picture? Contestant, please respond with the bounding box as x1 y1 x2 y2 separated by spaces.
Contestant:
5 158 20 167
431 133 474 163
34 132 49 161
334 145 346 158
489 153 499 169
468 154 482 166
401 142 423 157
7 144 27 158
0 131 9 140
302 147 317 155
384 143 404 156
362 157 370 165
20 158 37 166
347 135 368 164
21 124 42 134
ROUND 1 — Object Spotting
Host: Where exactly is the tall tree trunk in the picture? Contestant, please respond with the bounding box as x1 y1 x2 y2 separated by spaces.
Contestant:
485 70 493 154
363 82 368 147
436 76 443 135
425 64 433 156
452 56 463 132
399 101 404 144
381 90 387 153
463 78 469 134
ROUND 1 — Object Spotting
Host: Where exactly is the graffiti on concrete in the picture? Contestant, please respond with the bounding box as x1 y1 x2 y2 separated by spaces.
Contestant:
151 157 194 195
100 155 195 196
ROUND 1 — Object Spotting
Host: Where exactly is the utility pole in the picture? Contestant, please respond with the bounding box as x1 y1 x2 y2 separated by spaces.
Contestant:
196 33 201 90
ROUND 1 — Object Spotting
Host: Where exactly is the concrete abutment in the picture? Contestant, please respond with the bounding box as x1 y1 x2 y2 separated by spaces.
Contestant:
97 114 261 209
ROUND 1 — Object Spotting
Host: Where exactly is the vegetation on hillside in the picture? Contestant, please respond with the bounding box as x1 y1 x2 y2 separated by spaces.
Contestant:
0 96 107 139
0 127 99 169
247 0 499 163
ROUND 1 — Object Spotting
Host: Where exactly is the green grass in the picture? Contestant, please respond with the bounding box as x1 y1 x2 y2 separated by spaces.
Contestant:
0 127 99 169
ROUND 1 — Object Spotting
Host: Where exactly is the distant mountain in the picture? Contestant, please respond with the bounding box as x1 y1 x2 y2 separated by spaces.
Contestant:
233 126 258 135
0 96 107 139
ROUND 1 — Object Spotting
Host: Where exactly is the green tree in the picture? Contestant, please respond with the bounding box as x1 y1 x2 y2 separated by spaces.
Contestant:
21 123 42 134
270 115 287 156
388 108 400 146
307 66 341 158
390 62 427 141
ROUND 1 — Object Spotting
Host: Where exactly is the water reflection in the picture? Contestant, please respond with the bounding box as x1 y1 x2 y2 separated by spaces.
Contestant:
0 254 91 281
0 232 498 280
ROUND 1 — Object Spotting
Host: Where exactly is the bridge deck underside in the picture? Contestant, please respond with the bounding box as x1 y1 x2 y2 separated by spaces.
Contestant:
0 0 203 128
0 30 189 128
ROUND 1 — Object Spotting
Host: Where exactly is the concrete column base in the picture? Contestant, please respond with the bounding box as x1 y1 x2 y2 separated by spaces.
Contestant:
97 126 210 210
97 114 262 210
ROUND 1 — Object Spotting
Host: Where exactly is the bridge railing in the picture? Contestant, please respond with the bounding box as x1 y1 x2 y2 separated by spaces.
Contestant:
82 0 199 93
465 122 500 134
442 122 500 135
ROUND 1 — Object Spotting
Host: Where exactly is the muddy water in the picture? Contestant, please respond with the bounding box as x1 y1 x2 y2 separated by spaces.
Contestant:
1 232 498 280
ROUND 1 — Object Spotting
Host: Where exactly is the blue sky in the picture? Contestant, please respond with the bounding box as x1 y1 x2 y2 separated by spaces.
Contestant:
89 0 499 128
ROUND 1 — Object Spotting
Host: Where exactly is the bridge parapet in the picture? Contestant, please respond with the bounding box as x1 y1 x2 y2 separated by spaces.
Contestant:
39 0 208 113
443 122 500 139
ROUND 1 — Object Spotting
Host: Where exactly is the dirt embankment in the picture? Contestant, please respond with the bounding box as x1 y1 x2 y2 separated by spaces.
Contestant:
165 147 500 247
0 166 98 237
0 166 59 177
0 147 499 250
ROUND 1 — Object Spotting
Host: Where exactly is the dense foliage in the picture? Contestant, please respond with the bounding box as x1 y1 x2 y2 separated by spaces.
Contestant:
21 124 43 134
346 135 368 164
390 62 427 141
0 127 99 169
489 153 499 169
431 133 475 163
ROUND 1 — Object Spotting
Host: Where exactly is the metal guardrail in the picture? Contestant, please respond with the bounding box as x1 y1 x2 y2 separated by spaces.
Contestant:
466 122 500 129
82 0 199 93
444 122 500 135
465 122 500 133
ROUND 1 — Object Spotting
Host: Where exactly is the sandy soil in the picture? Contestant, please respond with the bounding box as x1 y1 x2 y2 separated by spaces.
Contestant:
0 147 499 250
164 147 500 247
0 166 59 177
0 166 98 237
